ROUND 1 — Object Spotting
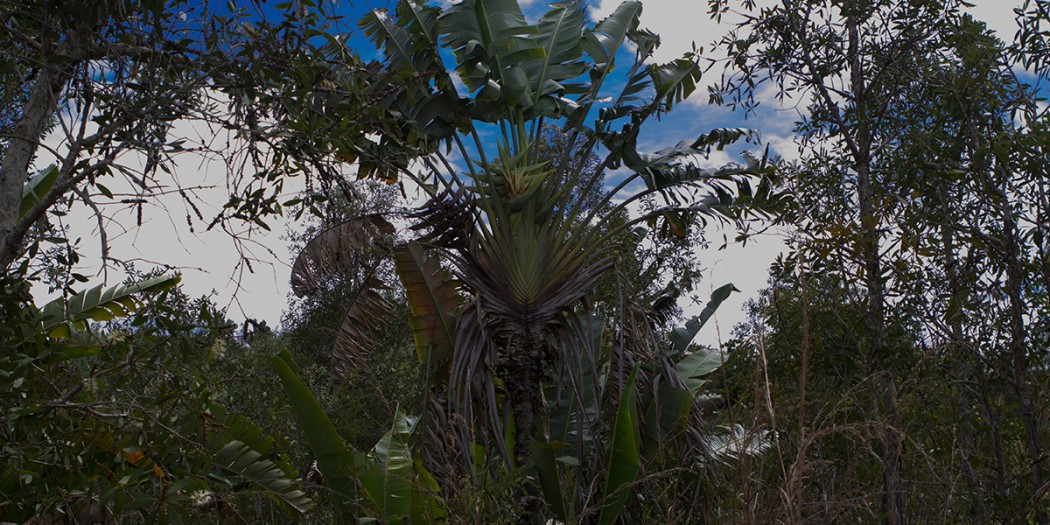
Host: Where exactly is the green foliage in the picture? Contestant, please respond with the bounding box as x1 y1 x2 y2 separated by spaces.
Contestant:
273 352 446 522
208 403 314 514
360 407 446 523
0 273 311 523
598 366 641 525
6 0 1050 522
273 351 357 516
709 2 1050 521
531 286 753 523
39 275 179 338
18 165 57 221
281 185 421 452
212 440 313 514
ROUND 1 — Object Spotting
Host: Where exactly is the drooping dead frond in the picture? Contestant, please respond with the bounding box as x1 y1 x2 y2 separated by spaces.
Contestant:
290 214 398 383
290 214 396 297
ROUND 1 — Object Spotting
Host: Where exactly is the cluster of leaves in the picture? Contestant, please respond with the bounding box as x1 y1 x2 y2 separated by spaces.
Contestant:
0 266 343 522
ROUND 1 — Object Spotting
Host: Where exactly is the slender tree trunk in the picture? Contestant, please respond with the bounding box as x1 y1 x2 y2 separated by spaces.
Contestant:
1037 179 1050 304
1001 201 1046 525
876 379 904 525
941 219 988 523
846 11 904 522
0 57 73 269
976 359 1009 508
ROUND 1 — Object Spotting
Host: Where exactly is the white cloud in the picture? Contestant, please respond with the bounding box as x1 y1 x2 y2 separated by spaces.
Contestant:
690 231 787 348
968 1 1022 41
763 132 802 162
588 0 744 63
589 0 1021 63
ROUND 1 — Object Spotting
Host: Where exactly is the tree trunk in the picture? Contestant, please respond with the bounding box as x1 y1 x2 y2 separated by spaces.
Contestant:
504 328 547 523
976 359 1009 509
1001 202 1046 525
846 10 903 523
941 219 988 523
0 57 73 269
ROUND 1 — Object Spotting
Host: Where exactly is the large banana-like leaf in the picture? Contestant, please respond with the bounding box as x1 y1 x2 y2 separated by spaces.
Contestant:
666 283 737 394
359 408 415 521
674 346 723 394
597 365 641 525
639 379 694 459
648 57 702 110
707 424 772 463
617 140 771 236
523 0 587 111
568 2 649 135
581 1 641 71
547 311 602 448
668 282 739 355
359 407 445 523
394 242 462 366
636 130 764 189
590 41 699 139
570 0 642 125
532 438 568 521
440 0 544 107
39 275 180 339
330 274 396 384
637 283 737 458
411 452 445 522
273 353 358 517
276 354 446 522
290 215 398 382
533 312 603 520
615 68 654 108
290 215 395 297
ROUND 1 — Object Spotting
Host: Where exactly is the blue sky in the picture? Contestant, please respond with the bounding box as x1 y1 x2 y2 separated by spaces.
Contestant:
38 0 1026 347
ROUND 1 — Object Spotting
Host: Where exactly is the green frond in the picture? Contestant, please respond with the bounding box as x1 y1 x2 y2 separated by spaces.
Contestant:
40 275 180 339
